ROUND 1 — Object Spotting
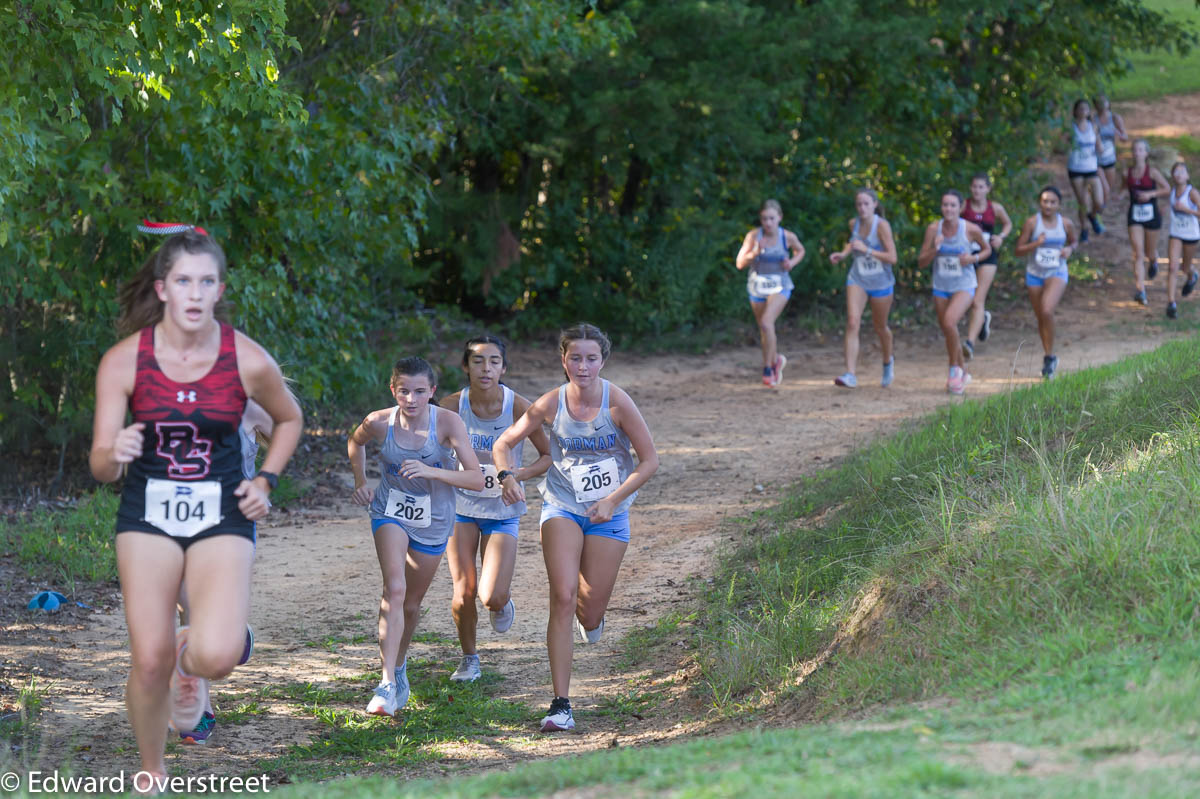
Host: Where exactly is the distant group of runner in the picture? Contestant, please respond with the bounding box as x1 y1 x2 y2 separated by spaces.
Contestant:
739 95 1200 394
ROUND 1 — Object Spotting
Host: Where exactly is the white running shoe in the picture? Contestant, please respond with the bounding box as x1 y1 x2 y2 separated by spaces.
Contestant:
168 626 209 733
947 366 966 396
450 654 482 683
576 616 605 644
773 354 787 386
540 697 575 732
366 680 399 716
834 372 857 388
393 660 411 710
881 359 895 388
490 598 515 633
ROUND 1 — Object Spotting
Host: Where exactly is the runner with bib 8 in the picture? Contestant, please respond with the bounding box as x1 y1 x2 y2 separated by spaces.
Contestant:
440 335 551 684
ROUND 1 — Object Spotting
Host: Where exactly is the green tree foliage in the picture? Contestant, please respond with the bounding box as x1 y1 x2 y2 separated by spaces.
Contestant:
0 1 618 468
417 0 1194 338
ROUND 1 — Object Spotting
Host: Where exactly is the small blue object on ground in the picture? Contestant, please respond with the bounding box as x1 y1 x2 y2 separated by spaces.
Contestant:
28 590 68 611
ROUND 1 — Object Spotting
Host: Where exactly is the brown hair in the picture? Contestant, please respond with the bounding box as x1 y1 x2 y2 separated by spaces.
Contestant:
559 323 611 379
1171 160 1189 183
760 199 782 216
117 231 229 336
391 356 438 389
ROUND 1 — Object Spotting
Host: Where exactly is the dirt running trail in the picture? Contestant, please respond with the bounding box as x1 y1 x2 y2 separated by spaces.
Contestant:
2 95 1196 782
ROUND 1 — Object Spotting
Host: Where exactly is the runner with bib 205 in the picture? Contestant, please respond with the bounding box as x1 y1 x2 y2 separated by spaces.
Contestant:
492 324 659 734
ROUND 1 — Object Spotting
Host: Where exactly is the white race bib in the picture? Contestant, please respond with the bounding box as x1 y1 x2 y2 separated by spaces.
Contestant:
570 458 620 504
853 254 883 275
935 255 962 276
1132 203 1154 223
749 273 784 296
461 463 503 498
384 489 431 528
1035 247 1061 269
1171 211 1200 239
144 479 221 538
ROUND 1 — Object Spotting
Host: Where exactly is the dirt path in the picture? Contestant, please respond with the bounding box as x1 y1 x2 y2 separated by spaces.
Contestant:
3 95 1196 783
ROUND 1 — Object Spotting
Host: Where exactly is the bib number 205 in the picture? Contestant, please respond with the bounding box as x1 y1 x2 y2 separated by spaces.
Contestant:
570 458 620 503
143 479 221 538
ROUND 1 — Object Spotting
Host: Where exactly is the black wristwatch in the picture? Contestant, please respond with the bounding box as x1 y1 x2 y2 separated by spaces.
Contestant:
255 470 279 491
497 469 517 484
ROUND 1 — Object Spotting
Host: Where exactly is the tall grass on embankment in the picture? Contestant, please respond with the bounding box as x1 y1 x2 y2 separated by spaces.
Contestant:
273 346 1200 798
696 336 1200 710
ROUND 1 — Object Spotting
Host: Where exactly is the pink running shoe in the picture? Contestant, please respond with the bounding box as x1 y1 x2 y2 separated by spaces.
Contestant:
947 366 966 395
168 626 209 732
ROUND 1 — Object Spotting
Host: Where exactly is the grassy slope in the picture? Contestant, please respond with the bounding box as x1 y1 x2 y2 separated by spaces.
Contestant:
272 342 1200 796
1110 0 1200 100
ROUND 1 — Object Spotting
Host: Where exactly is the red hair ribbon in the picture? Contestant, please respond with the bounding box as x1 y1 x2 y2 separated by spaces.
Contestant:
137 219 208 236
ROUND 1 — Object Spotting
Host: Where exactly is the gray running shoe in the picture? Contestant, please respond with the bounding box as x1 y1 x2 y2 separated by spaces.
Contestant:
450 654 482 683
490 598 515 633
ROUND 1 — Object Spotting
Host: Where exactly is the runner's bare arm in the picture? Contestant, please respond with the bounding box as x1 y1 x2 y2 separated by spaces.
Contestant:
402 410 483 490
89 337 141 483
993 202 1014 242
784 230 806 270
830 220 855 264
590 385 659 519
1012 216 1041 256
734 230 759 271
513 393 553 481
963 221 991 265
917 222 940 268
236 334 303 482
348 410 388 505
875 218 899 264
494 388 554 503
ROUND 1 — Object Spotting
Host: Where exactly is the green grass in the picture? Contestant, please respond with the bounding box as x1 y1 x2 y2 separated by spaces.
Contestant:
230 658 533 781
0 489 118 588
1110 0 1200 100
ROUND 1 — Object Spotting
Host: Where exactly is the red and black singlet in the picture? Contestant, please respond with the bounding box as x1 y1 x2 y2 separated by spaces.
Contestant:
1127 164 1155 192
961 200 995 233
117 323 252 535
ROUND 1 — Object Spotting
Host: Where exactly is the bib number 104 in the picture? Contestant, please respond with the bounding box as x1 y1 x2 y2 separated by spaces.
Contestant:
144 478 221 538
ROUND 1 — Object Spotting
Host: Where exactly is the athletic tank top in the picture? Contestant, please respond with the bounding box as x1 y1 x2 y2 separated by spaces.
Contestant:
368 406 457 545
1097 113 1118 163
961 200 995 233
847 215 894 292
746 228 795 298
1169 185 1200 240
1068 121 1099 173
117 323 250 535
1128 165 1154 192
539 379 637 517
455 386 526 520
1027 213 1068 276
931 218 977 293
239 424 258 481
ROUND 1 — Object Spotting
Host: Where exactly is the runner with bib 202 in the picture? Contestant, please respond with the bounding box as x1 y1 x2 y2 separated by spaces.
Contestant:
348 357 484 717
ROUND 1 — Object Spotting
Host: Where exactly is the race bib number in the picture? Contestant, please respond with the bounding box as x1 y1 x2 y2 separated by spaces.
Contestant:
749 273 784 296
1132 203 1154 223
1171 212 1199 238
570 458 620 504
935 255 962 276
144 479 221 538
462 463 503 499
1035 247 1061 269
384 489 431 528
853 254 883 275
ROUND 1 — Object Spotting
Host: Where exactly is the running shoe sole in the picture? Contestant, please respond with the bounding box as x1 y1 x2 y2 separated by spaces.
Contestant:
773 354 787 386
